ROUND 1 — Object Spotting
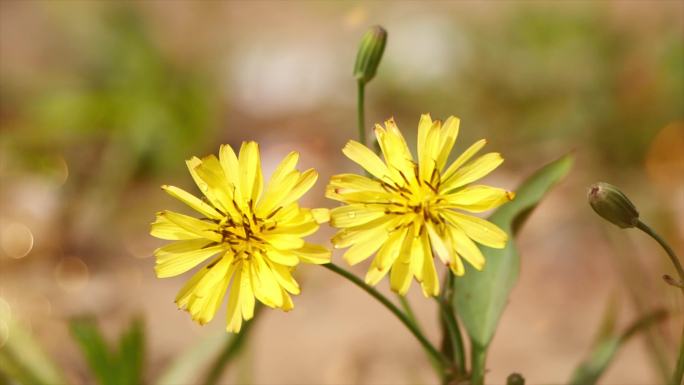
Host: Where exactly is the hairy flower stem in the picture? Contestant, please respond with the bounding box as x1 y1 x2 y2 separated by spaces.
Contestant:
357 81 366 145
636 220 684 385
322 263 450 379
202 308 260 385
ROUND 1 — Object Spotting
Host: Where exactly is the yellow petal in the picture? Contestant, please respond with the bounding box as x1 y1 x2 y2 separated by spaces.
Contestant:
150 214 200 240
442 211 508 249
157 211 222 243
194 254 234 298
250 254 283 308
280 288 294 311
390 233 414 295
449 227 485 271
311 208 330 224
331 216 399 248
155 241 225 278
441 139 487 182
426 222 452 265
188 268 233 325
365 228 407 285
193 157 241 219
225 262 244 333
435 116 460 171
448 253 465 276
419 119 442 183
417 113 433 164
175 267 210 308
267 261 301 295
295 243 331 265
443 185 515 213
219 144 243 203
257 170 300 216
442 152 503 193
342 232 388 266
375 120 415 183
161 185 223 219
265 248 300 266
238 141 263 205
262 233 305 250
342 140 390 180
279 169 318 207
331 205 386 228
420 230 440 297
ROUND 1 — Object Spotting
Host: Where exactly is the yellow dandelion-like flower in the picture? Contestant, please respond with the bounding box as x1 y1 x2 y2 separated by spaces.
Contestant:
151 142 331 333
327 114 514 297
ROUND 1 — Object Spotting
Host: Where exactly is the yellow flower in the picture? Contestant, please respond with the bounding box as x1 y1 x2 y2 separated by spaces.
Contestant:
327 114 514 297
151 142 331 333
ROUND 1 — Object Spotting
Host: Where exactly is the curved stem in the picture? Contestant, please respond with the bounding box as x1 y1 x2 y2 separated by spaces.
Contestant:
397 294 421 331
636 220 684 385
202 310 259 385
636 221 684 293
357 81 366 145
322 263 449 376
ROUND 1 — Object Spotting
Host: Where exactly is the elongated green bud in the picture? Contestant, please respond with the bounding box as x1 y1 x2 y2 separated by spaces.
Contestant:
353 26 387 84
588 182 640 228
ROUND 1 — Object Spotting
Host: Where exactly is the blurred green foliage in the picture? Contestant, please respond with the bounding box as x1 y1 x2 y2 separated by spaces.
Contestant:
3 5 216 178
70 316 144 385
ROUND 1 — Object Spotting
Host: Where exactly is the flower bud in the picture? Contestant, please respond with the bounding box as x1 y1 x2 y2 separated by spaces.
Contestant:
506 373 525 385
587 182 640 228
353 26 387 84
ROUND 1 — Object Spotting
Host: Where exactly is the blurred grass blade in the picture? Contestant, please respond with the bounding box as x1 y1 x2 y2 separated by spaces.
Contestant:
118 317 144 385
569 308 667 385
69 317 116 385
453 154 574 348
0 318 68 385
156 331 227 385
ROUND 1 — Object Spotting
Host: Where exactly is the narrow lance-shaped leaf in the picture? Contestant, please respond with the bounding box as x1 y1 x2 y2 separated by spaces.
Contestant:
569 308 667 385
0 315 67 385
69 317 117 385
117 317 145 385
453 154 574 348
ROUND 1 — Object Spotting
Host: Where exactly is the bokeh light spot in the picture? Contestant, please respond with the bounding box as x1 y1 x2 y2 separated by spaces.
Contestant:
54 257 89 292
0 222 34 259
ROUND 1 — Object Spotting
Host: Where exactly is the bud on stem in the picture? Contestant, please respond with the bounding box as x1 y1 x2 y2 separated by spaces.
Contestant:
587 182 639 228
353 26 387 84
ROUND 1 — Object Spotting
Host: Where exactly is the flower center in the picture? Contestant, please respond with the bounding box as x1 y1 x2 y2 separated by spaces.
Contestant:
218 210 269 258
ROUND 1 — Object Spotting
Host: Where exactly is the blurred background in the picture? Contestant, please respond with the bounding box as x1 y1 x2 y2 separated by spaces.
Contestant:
1 1 683 384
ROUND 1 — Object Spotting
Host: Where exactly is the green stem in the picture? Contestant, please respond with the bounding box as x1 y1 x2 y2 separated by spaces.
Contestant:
674 324 684 385
470 343 488 385
397 294 421 331
357 81 366 145
202 310 259 385
439 273 465 377
636 220 684 385
636 221 684 294
322 263 449 377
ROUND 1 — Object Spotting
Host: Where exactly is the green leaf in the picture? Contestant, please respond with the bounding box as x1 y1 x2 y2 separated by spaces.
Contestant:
453 154 574 348
0 315 68 385
569 308 667 385
118 317 145 385
155 331 227 385
69 317 117 385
